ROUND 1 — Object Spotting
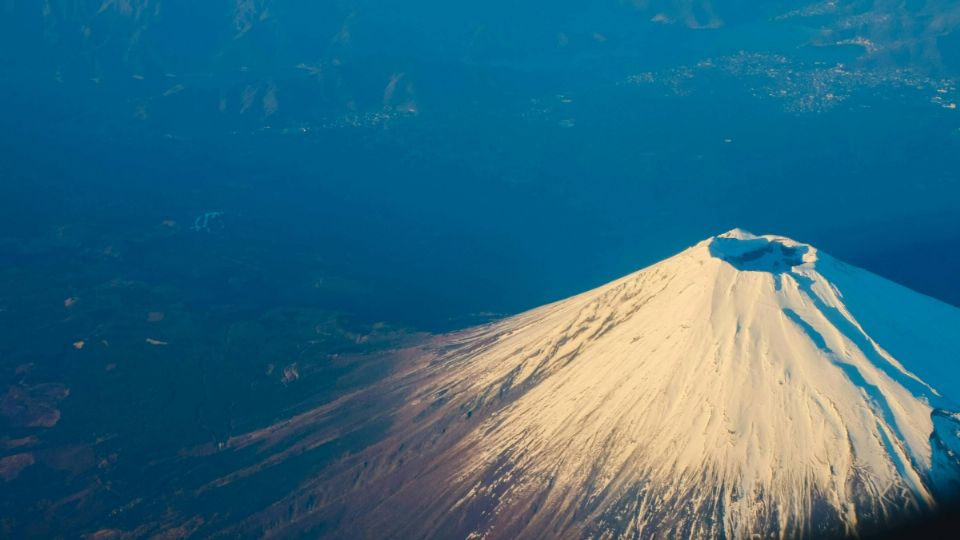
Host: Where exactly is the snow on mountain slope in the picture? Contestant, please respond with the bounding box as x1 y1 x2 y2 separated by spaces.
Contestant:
226 230 960 539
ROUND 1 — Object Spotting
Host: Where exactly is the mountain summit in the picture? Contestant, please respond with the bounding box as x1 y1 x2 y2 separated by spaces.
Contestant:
227 231 960 538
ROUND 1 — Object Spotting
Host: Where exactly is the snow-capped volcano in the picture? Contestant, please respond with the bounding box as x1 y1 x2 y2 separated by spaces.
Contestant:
229 230 960 539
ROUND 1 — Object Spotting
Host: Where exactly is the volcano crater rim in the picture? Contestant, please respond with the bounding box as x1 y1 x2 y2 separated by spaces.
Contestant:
709 235 810 274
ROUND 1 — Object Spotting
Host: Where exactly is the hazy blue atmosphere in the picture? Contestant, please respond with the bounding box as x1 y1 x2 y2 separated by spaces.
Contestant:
1 1 959 537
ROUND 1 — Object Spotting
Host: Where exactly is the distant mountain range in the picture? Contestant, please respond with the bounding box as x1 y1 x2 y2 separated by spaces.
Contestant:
8 1 958 70
3 1 957 132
